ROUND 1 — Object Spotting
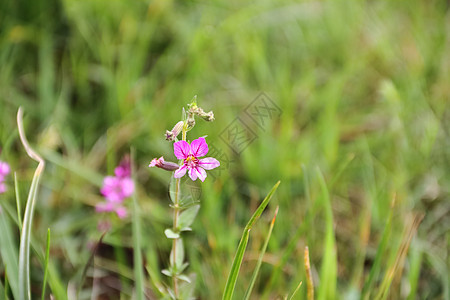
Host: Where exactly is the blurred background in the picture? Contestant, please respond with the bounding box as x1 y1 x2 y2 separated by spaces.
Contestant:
0 0 449 299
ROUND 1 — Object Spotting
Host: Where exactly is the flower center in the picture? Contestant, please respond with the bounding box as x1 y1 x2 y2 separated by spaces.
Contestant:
185 155 198 168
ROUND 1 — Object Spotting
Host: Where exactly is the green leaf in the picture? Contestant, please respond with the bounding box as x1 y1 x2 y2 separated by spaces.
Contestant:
316 168 337 300
178 205 200 231
17 107 46 300
178 274 191 283
162 269 172 277
170 238 184 270
0 209 19 300
41 228 50 300
243 206 279 300
361 197 394 299
131 148 145 300
77 232 106 298
169 176 201 208
165 229 180 239
0 278 4 300
14 173 22 231
222 180 280 300
179 274 197 300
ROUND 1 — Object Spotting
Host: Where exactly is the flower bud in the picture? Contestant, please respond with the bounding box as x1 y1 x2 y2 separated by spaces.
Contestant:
165 121 184 141
188 105 215 122
149 156 179 171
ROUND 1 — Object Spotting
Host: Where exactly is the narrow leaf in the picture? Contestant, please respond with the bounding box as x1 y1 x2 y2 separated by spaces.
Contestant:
288 281 303 300
77 232 106 298
17 107 46 300
316 168 337 300
131 148 145 300
14 173 22 231
0 205 19 299
222 181 280 300
0 278 4 300
305 246 314 300
243 206 279 300
41 228 51 300
361 195 395 299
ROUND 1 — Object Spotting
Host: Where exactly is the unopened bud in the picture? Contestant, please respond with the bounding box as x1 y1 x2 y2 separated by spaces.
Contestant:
187 115 196 128
165 121 184 141
148 156 179 171
188 105 215 122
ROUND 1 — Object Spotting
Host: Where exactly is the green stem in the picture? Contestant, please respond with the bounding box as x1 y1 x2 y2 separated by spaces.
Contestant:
172 179 180 297
171 121 188 298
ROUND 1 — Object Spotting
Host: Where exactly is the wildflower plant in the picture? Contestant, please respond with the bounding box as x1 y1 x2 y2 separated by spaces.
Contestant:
149 96 219 298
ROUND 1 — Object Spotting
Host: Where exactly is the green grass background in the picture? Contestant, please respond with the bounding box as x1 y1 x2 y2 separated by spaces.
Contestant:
0 0 449 299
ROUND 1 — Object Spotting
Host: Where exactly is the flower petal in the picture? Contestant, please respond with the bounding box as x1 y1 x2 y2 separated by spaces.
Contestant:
102 176 118 187
148 158 158 167
188 167 198 181
190 137 208 157
115 206 128 219
174 165 187 178
196 167 207 182
198 157 220 170
0 161 10 176
95 202 115 213
120 178 134 198
0 182 7 194
174 141 191 159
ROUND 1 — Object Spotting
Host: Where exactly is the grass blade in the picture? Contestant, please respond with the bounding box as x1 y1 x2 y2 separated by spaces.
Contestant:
0 276 5 300
288 281 303 300
304 246 314 300
0 205 19 299
243 206 279 300
361 195 395 299
375 213 423 300
131 148 145 300
41 228 51 300
315 168 337 300
17 107 46 300
406 243 422 300
14 172 22 231
222 180 280 300
77 232 106 298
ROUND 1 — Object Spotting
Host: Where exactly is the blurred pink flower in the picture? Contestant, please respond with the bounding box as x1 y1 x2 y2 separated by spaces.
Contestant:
114 155 131 178
96 201 128 219
0 161 10 181
173 137 220 182
100 176 134 202
0 183 7 194
0 161 10 194
96 157 134 219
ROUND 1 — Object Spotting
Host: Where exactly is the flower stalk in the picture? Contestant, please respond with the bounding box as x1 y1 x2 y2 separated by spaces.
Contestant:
171 122 185 297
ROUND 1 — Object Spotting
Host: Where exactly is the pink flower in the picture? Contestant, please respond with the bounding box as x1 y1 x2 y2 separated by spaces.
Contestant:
96 201 128 219
114 155 131 178
0 161 10 182
100 176 134 202
173 137 220 182
96 157 134 219
0 182 7 194
0 161 10 194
